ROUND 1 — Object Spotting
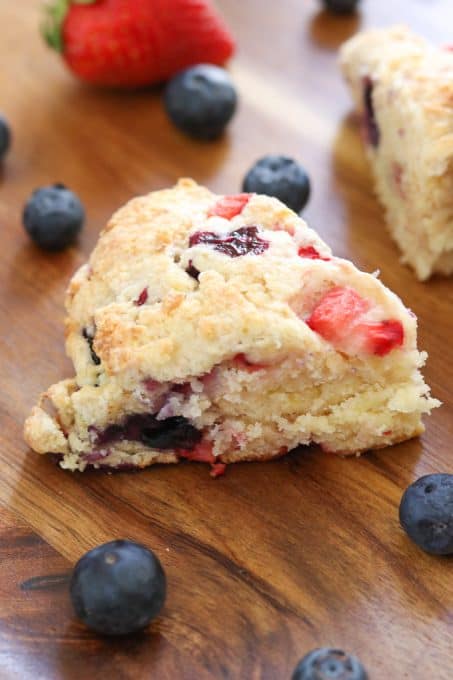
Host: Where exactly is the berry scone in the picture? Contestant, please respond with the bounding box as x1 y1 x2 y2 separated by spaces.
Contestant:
340 26 453 281
24 179 439 475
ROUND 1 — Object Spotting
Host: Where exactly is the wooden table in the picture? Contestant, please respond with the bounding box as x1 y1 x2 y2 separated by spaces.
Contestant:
0 1 452 678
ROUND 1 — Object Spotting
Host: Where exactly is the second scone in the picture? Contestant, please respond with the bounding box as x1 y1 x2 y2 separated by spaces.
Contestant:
340 26 453 281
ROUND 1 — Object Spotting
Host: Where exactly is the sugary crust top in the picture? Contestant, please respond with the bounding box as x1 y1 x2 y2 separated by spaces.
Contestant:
65 179 416 386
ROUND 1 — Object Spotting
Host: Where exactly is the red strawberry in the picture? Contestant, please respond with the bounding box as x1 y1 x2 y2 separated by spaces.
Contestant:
358 319 404 356
210 462 226 478
207 193 251 219
179 440 227 476
306 287 370 344
179 440 215 463
306 286 404 356
298 245 330 261
43 0 235 87
134 287 148 306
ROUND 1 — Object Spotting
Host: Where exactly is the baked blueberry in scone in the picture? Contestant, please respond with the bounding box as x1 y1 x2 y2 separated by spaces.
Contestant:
340 26 453 281
24 179 439 475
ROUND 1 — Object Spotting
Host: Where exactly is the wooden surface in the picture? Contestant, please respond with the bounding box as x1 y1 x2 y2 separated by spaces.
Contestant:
0 1 452 678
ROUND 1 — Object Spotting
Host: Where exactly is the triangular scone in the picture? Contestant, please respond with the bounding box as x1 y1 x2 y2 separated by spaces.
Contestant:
340 26 453 281
24 179 439 475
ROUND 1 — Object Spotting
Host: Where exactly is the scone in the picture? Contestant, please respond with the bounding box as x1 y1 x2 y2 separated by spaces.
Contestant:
340 26 453 281
24 179 439 475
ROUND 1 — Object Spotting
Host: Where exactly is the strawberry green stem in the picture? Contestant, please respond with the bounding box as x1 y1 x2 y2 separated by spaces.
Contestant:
42 0 96 53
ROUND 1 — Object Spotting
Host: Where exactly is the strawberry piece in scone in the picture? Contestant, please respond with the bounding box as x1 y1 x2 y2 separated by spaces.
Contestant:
359 320 404 356
306 287 370 343
306 286 404 357
298 245 330 261
207 193 251 219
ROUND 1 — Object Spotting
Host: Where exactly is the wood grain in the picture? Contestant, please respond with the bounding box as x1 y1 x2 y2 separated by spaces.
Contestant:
0 1 452 678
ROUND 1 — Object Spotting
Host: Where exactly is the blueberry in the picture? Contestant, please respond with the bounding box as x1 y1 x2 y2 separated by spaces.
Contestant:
140 415 202 450
164 64 237 140
82 328 101 366
292 648 368 680
322 0 360 14
189 226 269 257
0 114 11 159
23 183 85 250
186 261 200 280
363 78 380 148
91 413 202 451
70 540 166 635
399 474 453 555
242 156 310 213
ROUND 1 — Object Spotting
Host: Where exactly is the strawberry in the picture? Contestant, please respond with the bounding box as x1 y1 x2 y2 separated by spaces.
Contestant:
298 245 330 261
210 462 226 478
134 287 148 306
306 286 370 344
43 0 235 88
179 440 227 476
179 440 215 463
359 319 404 356
207 193 251 219
306 286 404 356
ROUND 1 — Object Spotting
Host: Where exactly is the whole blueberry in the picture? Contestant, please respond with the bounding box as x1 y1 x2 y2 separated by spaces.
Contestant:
292 648 368 680
23 183 84 250
70 540 167 635
0 114 11 159
399 474 453 555
242 155 310 213
164 64 237 140
322 0 360 14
